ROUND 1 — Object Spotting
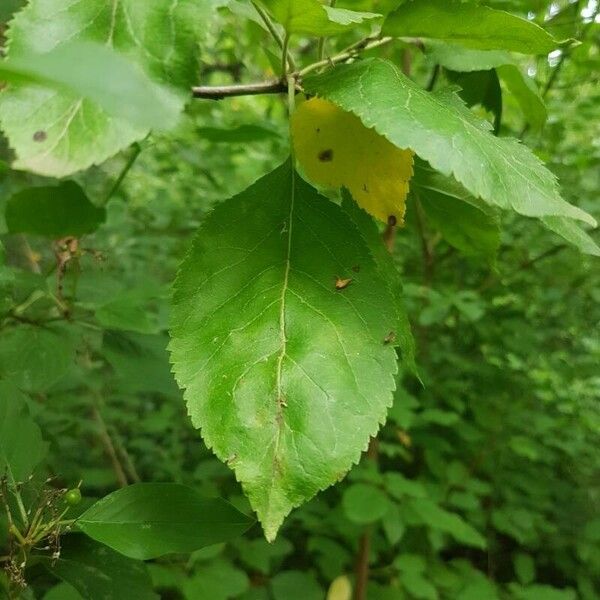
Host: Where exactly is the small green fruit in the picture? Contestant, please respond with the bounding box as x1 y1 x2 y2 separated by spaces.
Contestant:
64 488 82 506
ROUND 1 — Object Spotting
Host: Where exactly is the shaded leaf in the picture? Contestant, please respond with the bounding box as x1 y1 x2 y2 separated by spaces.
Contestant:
0 324 76 392
0 380 47 483
497 64 546 131
45 535 157 600
182 560 249 600
271 571 322 600
342 483 390 524
5 181 105 238
412 160 501 261
77 483 254 560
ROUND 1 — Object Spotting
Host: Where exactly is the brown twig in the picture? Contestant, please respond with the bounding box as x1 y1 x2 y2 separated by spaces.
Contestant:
90 401 128 488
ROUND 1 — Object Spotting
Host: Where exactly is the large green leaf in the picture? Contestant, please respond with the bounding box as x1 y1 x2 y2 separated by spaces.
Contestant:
0 41 183 130
261 0 379 36
0 380 47 483
341 193 417 375
170 161 398 540
46 536 157 600
77 483 255 560
303 59 595 228
383 0 559 54
0 0 211 177
6 181 105 237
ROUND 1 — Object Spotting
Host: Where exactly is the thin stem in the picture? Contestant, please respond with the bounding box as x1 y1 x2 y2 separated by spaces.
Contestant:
354 438 379 600
281 33 291 78
298 36 393 77
104 142 141 204
192 80 287 100
317 0 336 61
91 397 128 488
251 1 296 71
251 1 284 48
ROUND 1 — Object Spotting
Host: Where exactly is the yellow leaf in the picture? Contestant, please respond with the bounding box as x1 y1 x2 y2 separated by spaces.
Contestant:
327 575 353 600
291 97 414 223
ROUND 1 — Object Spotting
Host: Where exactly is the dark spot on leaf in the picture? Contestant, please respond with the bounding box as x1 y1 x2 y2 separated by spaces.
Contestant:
388 215 397 226
318 149 333 162
316 127 320 133
33 130 47 142
362 183 369 193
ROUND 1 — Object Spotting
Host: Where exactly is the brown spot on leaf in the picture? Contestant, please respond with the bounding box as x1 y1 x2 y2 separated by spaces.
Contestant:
384 331 396 345
335 276 352 291
387 215 397 226
33 130 47 142
318 149 333 162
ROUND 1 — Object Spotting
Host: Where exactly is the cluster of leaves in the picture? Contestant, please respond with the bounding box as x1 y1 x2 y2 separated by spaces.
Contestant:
0 0 599 598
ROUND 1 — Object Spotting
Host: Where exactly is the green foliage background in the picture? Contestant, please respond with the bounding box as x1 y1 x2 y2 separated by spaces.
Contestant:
1 0 599 598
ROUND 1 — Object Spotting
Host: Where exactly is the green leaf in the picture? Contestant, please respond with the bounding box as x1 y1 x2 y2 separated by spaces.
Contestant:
43 583 82 600
425 43 546 130
169 161 398 540
425 41 512 73
45 535 157 600
541 216 600 257
409 498 486 548
497 64 546 131
341 193 417 375
0 41 184 130
271 571 322 600
5 181 105 238
0 324 76 392
304 59 595 227
260 0 379 36
342 483 390 524
383 0 559 54
77 483 255 560
0 380 47 483
0 0 209 177
513 553 536 585
182 560 249 600
412 160 501 261
445 69 502 134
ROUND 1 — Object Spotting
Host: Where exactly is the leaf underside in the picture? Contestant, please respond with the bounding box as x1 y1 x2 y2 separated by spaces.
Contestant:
169 161 398 540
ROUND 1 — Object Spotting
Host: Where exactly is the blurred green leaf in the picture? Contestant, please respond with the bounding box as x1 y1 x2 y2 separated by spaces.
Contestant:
383 0 560 54
342 483 390 524
0 380 47 483
45 536 157 600
5 182 105 238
